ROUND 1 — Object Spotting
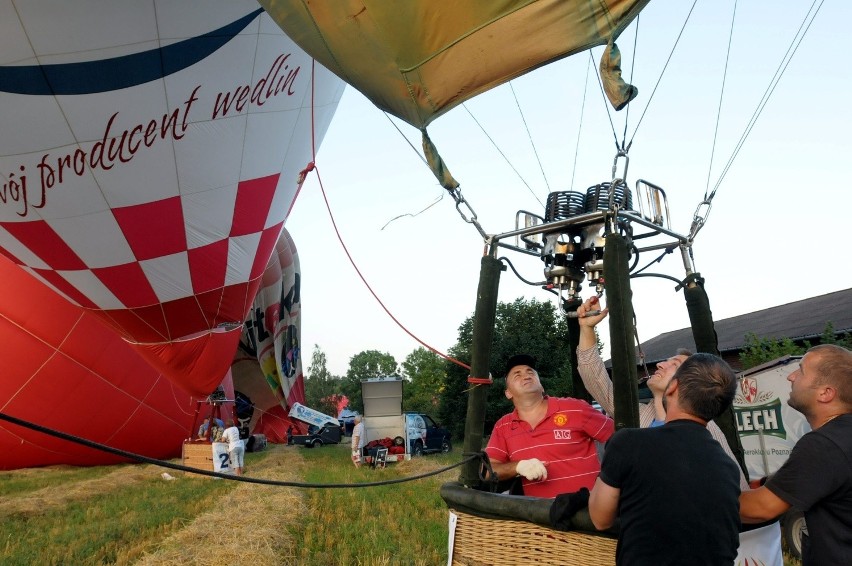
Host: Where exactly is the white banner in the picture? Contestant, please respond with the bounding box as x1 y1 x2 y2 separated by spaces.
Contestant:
737 523 783 566
212 442 235 475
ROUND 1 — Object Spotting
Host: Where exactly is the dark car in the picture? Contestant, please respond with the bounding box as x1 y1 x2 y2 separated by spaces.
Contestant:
405 412 452 455
292 423 342 448
337 409 359 436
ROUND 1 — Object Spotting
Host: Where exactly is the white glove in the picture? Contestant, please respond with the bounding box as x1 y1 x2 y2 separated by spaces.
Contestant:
516 458 548 481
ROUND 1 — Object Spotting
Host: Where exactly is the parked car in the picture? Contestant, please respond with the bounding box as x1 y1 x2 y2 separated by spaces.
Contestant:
358 377 452 462
338 409 359 436
292 423 342 448
288 402 344 448
404 412 452 456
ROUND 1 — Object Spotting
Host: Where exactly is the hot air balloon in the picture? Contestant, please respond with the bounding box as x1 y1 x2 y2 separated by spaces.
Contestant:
0 254 199 470
0 1 345 397
232 227 307 443
257 3 831 565
259 0 646 185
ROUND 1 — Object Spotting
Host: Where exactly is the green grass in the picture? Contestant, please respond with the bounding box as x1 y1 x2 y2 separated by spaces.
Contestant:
5 480 225 563
0 464 113 497
1 467 241 565
0 444 802 565
0 444 459 565
292 444 458 565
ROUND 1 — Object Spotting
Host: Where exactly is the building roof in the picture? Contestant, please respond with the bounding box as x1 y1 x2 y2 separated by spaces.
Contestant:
634 287 852 364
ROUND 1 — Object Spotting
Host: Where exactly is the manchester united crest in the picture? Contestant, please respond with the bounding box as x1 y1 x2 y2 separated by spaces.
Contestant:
553 414 568 427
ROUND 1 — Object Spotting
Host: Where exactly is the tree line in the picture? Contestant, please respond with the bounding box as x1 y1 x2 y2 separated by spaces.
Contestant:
304 297 852 440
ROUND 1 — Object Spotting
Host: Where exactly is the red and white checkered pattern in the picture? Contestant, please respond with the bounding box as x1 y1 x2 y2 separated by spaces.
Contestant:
0 174 285 342
0 2 345 345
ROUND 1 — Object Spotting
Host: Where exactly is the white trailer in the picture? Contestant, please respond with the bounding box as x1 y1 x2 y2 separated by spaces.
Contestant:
734 355 810 481
361 377 408 462
360 377 453 462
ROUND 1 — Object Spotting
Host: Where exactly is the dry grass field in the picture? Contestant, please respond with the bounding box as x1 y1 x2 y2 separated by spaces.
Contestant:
0 441 801 565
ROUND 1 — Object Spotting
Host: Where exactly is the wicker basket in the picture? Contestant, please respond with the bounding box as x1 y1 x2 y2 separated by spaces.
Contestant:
182 441 215 474
441 481 617 566
449 509 616 566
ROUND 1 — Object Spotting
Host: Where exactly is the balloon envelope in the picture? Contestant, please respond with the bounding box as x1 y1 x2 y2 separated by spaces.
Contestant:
0 255 200 470
0 1 345 396
233 227 307 442
259 0 649 128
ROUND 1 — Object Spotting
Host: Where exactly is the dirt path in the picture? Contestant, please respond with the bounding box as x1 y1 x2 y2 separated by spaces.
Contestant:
132 444 307 566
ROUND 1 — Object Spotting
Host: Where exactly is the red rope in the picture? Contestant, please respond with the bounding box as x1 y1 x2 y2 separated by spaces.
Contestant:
313 166 471 371
286 61 318 221
292 60 470 371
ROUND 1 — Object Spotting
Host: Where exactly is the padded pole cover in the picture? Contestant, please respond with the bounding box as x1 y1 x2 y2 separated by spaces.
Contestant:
604 233 640 429
460 255 503 487
684 280 748 478
565 305 589 400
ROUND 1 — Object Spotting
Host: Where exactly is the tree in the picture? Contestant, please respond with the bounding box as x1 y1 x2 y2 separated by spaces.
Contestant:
341 350 399 412
304 344 344 417
739 322 852 370
401 347 447 414
738 333 805 371
818 322 852 349
439 297 573 439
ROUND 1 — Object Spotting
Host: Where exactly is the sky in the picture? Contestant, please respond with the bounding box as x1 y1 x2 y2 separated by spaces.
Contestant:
284 0 851 378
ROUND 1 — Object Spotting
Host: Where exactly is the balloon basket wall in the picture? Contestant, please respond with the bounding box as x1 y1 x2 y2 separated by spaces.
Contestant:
182 441 215 475
441 483 616 566
447 509 616 566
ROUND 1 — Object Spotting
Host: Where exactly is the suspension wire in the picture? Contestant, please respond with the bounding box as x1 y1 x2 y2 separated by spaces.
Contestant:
570 57 592 192
510 82 551 195
626 0 699 148
377 111 449 230
621 14 640 148
381 193 444 230
312 165 472 371
462 104 544 208
383 111 431 168
633 312 652 382
704 0 739 198
0 410 478 488
590 49 621 150
708 0 824 199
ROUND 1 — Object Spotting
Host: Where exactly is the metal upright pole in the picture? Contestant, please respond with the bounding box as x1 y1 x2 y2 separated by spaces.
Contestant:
459 251 503 487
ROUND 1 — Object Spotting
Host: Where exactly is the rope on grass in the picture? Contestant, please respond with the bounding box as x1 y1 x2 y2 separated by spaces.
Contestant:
0 410 479 488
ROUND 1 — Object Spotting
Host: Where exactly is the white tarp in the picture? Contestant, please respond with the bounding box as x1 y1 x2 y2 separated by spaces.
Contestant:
734 356 811 480
288 402 339 429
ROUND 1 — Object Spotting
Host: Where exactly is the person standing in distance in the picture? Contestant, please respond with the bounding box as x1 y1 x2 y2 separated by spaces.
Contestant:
220 418 244 476
351 415 366 468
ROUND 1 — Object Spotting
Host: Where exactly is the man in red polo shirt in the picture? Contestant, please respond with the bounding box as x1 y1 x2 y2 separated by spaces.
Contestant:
485 354 615 498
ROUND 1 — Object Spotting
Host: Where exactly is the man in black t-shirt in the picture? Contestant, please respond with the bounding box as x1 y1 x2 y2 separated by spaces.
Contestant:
740 344 852 565
588 353 740 565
